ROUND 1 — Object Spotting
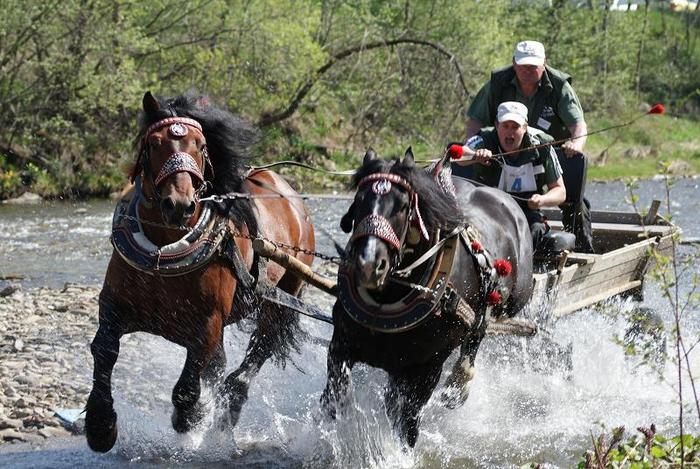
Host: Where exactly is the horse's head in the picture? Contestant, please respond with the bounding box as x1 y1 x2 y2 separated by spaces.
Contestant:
341 148 430 291
136 91 213 226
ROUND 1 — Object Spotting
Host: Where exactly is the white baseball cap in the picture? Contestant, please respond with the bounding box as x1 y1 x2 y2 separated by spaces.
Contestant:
513 40 545 66
497 101 528 126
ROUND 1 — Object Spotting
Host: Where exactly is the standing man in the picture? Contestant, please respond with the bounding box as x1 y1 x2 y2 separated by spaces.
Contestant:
465 40 594 253
453 101 566 251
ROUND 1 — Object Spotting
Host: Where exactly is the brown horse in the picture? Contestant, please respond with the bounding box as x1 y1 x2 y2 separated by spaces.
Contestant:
85 92 315 452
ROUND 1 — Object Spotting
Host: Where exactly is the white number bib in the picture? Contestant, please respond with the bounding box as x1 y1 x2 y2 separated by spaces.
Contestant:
497 162 543 194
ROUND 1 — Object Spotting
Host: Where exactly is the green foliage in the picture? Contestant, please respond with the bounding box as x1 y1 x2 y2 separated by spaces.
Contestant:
0 0 698 198
574 427 700 467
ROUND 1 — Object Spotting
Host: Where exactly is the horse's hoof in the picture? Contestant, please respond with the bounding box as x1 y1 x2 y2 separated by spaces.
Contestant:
440 366 476 409
171 402 205 433
222 374 248 427
319 391 337 420
85 409 118 453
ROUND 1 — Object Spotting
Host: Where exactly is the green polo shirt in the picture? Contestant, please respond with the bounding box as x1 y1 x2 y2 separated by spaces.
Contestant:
467 67 584 138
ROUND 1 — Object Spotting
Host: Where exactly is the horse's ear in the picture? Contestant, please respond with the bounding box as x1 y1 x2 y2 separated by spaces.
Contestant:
402 146 415 167
340 201 356 233
143 91 160 114
363 148 377 166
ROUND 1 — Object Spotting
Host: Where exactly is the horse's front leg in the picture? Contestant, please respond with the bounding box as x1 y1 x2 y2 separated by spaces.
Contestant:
441 329 485 409
172 318 225 433
389 361 443 448
320 324 353 419
222 300 299 427
85 303 122 453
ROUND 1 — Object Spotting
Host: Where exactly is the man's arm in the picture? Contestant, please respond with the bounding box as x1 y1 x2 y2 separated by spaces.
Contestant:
465 81 493 139
557 81 587 157
465 118 484 139
528 177 566 209
561 120 587 157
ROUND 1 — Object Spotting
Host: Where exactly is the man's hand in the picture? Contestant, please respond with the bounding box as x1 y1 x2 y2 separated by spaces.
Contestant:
528 193 544 210
474 148 492 165
563 121 588 158
561 139 583 158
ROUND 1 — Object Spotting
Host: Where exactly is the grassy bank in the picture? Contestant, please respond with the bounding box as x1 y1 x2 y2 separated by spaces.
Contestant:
586 112 700 180
1 113 698 200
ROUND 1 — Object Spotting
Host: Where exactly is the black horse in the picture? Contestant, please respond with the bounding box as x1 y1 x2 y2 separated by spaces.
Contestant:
321 148 534 447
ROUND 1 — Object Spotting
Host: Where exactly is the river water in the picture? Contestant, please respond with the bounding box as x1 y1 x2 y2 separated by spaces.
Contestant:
1 178 699 468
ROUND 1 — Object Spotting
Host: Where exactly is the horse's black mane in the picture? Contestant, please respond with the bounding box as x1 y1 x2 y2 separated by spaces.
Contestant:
137 91 258 234
351 156 464 232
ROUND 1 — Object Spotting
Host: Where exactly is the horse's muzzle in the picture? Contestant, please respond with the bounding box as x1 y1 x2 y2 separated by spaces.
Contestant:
353 237 391 291
160 196 196 226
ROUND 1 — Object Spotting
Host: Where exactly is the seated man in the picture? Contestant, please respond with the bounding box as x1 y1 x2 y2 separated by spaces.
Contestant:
452 101 566 251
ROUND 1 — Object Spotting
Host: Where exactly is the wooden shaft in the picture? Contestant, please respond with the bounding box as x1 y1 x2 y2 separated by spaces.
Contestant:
252 238 337 296
252 237 537 336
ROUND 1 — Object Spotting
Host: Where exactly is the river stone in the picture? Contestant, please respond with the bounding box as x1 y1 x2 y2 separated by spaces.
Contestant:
38 426 70 438
14 375 39 386
3 192 43 204
0 428 26 441
13 338 24 352
0 284 21 297
0 417 23 429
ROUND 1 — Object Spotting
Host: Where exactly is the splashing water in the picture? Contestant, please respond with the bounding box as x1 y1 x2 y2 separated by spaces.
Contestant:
1 179 699 467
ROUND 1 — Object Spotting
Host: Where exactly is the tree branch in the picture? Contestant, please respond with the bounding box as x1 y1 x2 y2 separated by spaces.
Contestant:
257 37 470 128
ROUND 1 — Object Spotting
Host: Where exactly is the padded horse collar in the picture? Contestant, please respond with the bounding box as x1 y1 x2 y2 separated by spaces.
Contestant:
111 184 228 277
338 229 459 333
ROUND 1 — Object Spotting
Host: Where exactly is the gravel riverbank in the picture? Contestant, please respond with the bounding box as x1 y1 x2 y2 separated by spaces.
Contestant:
0 283 99 445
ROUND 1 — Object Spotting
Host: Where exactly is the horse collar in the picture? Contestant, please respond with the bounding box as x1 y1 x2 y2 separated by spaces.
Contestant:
111 195 227 276
338 230 459 332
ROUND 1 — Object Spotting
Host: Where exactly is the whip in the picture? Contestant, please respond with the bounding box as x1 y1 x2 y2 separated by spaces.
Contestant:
447 103 666 163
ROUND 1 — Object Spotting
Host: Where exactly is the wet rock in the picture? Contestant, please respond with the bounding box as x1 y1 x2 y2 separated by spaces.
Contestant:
14 375 38 387
0 417 23 430
668 159 693 175
38 426 70 438
0 284 21 297
3 192 43 204
13 338 24 352
0 428 26 442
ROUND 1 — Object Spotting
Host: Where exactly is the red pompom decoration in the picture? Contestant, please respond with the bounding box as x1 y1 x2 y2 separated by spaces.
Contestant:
486 290 502 306
648 103 665 115
470 240 482 252
448 144 464 160
494 259 512 277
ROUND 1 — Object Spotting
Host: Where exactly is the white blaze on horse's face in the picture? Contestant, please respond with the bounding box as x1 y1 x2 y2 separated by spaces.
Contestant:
146 119 207 226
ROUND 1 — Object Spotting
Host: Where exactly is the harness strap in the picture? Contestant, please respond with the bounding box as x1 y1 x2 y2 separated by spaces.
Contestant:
393 226 464 277
220 230 256 289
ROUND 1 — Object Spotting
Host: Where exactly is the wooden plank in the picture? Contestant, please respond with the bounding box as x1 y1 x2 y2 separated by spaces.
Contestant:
531 231 676 318
552 281 643 317
643 200 661 225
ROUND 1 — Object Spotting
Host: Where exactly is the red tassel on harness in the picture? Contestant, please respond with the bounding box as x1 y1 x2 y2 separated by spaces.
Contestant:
648 103 665 115
470 240 482 252
494 259 512 277
486 290 502 306
447 144 464 160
